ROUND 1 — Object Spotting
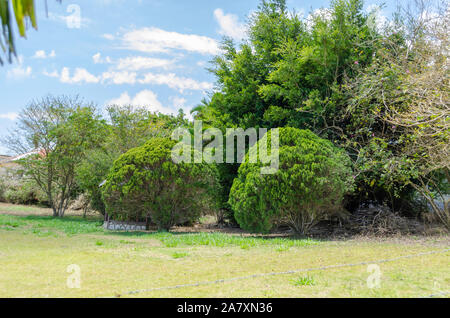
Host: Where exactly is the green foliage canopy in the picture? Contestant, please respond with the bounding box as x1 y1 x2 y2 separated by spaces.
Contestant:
75 105 188 215
4 95 106 217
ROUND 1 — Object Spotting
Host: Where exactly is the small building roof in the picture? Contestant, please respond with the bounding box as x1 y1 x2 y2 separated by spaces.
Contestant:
0 150 44 168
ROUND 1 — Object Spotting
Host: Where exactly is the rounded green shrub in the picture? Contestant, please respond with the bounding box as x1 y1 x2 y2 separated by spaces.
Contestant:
102 137 218 231
229 128 354 234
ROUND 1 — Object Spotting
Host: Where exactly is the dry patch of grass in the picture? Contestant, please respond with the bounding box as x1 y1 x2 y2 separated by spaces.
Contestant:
0 202 99 218
0 203 54 216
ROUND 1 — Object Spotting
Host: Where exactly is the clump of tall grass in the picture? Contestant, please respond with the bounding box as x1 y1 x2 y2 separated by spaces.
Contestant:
146 232 319 248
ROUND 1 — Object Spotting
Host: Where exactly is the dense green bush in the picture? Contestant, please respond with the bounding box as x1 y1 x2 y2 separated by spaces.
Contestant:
193 0 379 212
229 128 354 234
102 137 219 231
75 106 188 216
75 150 112 215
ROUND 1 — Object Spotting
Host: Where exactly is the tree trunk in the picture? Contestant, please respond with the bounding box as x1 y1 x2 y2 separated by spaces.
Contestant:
412 183 449 229
83 205 88 219
145 215 150 231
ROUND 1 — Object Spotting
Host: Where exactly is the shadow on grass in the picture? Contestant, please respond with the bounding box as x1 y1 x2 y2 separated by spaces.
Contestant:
103 229 322 248
2 211 329 244
0 214 105 235
107 230 309 240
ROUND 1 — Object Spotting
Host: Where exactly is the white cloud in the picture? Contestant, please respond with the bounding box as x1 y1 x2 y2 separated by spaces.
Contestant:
171 96 187 108
121 27 220 55
93 54 173 72
170 96 193 120
60 67 99 84
43 70 59 78
0 112 19 121
103 33 115 40
33 50 56 59
116 56 174 71
419 10 442 29
7 66 32 79
306 8 333 30
214 8 247 40
101 71 137 84
93 52 112 64
42 60 211 93
107 90 176 115
34 50 46 59
139 73 213 92
7 56 32 79
107 91 135 106
100 71 212 91
43 65 212 91
366 4 388 31
93 53 102 64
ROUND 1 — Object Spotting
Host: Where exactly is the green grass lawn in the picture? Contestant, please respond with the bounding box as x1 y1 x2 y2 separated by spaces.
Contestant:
0 203 448 298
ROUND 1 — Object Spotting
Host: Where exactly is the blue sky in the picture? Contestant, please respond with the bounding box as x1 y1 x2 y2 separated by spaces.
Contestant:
0 0 396 154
